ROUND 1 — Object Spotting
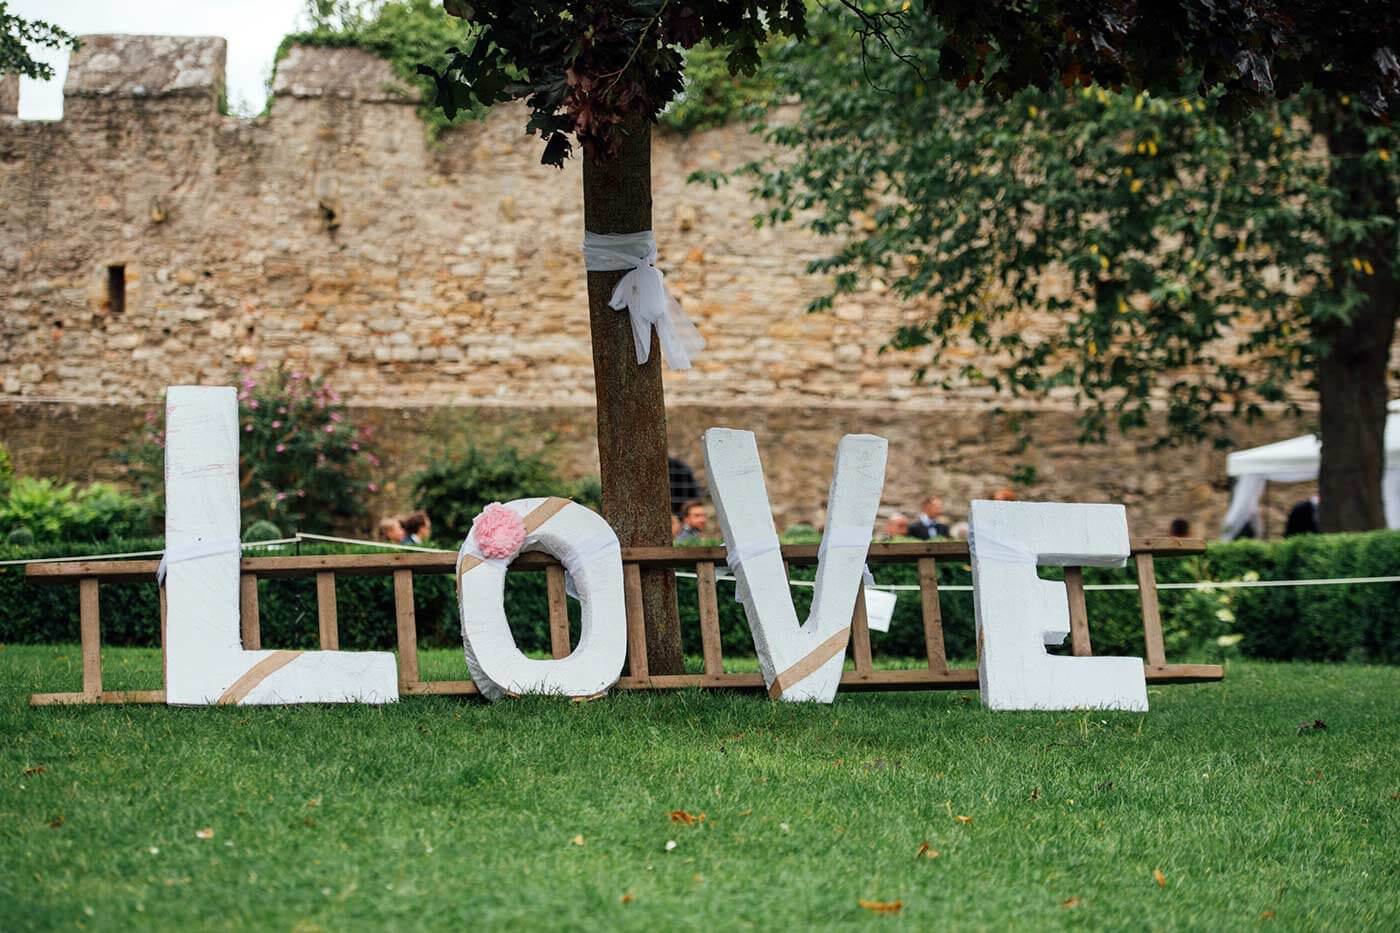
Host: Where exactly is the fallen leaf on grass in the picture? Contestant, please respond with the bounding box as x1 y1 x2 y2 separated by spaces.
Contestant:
1029 787 1041 801
23 765 45 777
620 893 634 905
664 840 677 852
669 810 706 825
1062 897 1082 909
571 835 585 846
305 797 321 809
47 815 63 829
1297 719 1327 735
1261 910 1275 920
858 899 903 914
196 828 215 840
1153 868 1166 888
915 842 940 860
954 815 973 825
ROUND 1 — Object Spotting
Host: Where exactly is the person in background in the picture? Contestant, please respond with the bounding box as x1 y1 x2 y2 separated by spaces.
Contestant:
948 520 970 540
402 510 431 544
379 516 406 544
671 513 682 540
1285 496 1320 536
1169 517 1192 538
909 496 950 539
882 512 910 539
668 456 702 515
675 500 707 542
992 487 1017 502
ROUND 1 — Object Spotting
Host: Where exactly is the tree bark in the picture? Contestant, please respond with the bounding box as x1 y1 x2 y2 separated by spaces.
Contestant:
1316 119 1400 533
581 120 684 674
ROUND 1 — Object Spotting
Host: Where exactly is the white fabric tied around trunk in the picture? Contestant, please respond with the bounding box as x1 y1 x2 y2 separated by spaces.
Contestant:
156 537 242 586
582 230 705 370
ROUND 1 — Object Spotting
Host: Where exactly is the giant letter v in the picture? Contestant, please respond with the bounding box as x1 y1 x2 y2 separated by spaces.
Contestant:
702 429 887 703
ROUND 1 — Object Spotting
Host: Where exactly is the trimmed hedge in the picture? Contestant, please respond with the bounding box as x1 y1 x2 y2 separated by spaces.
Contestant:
2 531 1397 663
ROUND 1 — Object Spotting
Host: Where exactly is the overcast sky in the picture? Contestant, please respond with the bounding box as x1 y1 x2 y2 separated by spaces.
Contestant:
10 0 307 119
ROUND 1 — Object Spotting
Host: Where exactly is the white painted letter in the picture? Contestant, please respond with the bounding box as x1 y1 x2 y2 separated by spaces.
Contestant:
970 500 1147 711
703 429 887 703
163 386 398 705
457 497 626 699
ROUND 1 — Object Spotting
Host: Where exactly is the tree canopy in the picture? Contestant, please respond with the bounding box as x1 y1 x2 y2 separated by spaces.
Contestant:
418 2 1400 171
419 1 810 166
921 1 1400 119
715 11 1398 528
0 2 77 81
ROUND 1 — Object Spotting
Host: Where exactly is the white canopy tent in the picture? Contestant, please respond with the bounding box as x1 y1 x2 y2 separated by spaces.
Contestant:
1220 400 1400 539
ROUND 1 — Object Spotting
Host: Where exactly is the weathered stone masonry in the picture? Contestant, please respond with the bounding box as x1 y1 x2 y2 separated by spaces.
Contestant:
1 35 1318 533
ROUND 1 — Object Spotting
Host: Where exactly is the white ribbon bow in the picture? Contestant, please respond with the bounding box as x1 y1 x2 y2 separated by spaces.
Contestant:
582 230 705 370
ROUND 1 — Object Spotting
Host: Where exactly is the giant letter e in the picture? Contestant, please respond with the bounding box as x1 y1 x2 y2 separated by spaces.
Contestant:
970 500 1148 712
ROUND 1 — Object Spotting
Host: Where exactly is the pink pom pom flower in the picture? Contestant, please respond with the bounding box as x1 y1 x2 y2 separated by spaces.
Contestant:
473 503 527 560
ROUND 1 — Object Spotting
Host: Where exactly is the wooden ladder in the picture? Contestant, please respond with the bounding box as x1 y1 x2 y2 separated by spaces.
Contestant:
25 539 1222 705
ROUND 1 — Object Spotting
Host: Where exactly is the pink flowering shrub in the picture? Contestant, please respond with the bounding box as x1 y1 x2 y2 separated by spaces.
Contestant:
124 368 380 531
472 503 527 559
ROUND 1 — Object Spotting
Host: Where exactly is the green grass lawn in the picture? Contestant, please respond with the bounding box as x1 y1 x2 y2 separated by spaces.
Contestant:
1 646 1397 931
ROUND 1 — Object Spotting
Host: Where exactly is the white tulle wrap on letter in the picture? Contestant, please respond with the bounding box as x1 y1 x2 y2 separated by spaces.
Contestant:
582 230 705 370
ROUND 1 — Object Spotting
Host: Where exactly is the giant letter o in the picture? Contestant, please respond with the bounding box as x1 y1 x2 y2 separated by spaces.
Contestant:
457 497 627 699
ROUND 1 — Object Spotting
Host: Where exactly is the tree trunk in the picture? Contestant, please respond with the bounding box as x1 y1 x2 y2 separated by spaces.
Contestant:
1316 307 1394 532
581 120 684 674
1316 119 1400 533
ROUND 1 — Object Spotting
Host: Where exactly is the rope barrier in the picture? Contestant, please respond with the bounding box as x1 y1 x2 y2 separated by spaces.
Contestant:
2 533 1397 593
675 571 1400 594
0 538 301 567
293 532 455 554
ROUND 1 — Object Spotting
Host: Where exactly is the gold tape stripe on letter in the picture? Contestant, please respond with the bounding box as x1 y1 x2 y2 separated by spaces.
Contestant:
767 627 851 700
458 497 573 576
217 650 302 705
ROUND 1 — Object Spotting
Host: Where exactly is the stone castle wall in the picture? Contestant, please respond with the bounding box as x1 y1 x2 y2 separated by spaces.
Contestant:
0 36 1325 534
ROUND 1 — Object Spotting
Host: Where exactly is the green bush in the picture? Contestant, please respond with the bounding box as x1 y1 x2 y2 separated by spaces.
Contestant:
0 477 154 543
3 530 1397 664
0 442 13 496
411 444 601 543
276 0 483 138
122 368 379 533
660 40 776 134
243 520 283 543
